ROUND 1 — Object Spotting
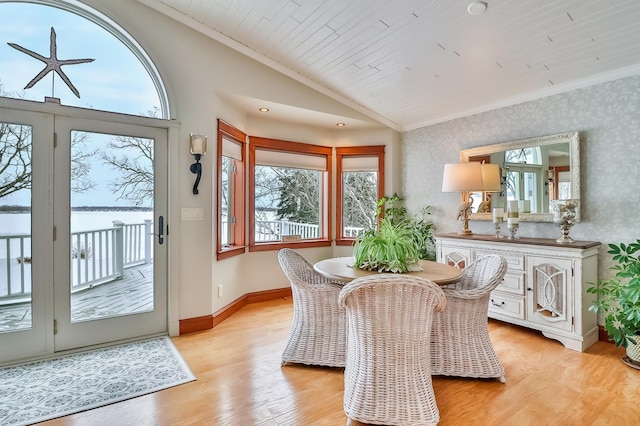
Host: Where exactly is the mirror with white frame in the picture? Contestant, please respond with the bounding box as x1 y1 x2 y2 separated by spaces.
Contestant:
460 131 580 223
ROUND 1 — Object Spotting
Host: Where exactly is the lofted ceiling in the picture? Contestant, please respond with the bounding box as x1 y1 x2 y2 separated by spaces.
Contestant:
136 0 640 131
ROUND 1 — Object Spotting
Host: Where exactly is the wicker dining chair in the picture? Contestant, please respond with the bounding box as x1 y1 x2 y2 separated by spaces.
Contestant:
430 254 508 383
277 248 347 368
338 274 447 426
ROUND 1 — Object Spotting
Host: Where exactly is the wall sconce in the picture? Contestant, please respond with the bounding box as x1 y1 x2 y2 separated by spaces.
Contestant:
189 133 207 195
498 166 508 196
544 168 555 195
547 168 555 182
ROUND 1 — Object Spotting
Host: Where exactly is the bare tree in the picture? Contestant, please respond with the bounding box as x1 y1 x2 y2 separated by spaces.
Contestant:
0 122 31 198
0 100 96 199
100 134 153 206
98 108 158 206
254 165 283 222
70 131 97 193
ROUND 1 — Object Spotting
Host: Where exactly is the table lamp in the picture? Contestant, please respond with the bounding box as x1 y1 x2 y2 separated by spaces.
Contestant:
442 162 501 235
442 162 485 235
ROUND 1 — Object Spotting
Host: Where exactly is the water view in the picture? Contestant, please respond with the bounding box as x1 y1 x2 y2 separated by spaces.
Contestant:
0 209 153 234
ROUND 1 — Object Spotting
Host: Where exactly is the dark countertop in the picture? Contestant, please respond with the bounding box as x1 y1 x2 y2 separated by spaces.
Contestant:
435 233 601 250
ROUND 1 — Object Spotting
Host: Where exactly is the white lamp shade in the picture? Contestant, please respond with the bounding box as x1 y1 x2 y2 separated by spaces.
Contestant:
190 134 207 155
481 163 501 192
442 162 484 192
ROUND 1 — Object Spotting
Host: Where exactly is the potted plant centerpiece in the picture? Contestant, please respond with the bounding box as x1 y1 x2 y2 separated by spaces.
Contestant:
352 194 436 273
587 239 640 366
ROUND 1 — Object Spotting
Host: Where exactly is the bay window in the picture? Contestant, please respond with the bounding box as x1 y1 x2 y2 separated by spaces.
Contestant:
249 137 332 251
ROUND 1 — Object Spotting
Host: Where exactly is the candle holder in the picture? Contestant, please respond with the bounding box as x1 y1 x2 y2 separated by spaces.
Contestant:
551 199 579 243
507 201 519 239
492 207 504 239
494 222 503 239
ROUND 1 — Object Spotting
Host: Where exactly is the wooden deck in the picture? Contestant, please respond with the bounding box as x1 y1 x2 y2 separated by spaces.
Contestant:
0 262 153 332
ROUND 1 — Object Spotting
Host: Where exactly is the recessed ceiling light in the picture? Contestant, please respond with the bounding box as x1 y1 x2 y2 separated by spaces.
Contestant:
467 1 487 15
336 123 346 127
259 107 269 112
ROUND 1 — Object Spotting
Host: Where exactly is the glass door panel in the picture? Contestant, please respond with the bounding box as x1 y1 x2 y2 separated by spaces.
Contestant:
523 171 537 213
505 170 520 202
69 130 155 322
0 122 33 332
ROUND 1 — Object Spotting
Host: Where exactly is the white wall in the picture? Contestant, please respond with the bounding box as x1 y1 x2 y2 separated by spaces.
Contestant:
83 0 400 329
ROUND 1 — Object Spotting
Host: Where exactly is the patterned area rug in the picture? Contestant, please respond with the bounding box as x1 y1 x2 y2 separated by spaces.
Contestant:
0 336 195 426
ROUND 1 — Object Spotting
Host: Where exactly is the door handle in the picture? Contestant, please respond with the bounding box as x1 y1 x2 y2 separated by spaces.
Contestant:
158 215 164 245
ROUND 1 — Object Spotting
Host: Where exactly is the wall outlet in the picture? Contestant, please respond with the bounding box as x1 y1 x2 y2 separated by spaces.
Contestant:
218 284 223 298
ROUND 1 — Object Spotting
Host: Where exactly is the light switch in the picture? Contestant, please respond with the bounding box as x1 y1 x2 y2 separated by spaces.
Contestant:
181 207 204 221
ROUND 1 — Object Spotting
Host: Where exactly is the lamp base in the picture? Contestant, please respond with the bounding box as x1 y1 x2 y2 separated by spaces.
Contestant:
456 196 474 236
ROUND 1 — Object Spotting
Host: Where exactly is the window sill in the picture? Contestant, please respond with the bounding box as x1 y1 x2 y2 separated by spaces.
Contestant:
335 238 356 247
217 245 246 260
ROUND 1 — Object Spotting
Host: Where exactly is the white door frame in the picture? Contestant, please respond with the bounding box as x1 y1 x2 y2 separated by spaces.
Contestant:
0 97 179 364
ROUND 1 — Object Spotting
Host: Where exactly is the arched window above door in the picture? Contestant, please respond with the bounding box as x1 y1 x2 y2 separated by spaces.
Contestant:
0 0 169 119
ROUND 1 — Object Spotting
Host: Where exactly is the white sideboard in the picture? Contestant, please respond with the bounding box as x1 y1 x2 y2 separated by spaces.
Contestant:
435 233 601 352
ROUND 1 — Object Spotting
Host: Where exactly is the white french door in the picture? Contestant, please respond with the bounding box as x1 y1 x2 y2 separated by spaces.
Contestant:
53 116 168 351
0 108 54 363
0 104 168 363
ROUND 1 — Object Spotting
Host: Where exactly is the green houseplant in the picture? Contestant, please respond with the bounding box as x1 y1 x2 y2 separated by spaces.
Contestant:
352 194 436 273
586 240 640 355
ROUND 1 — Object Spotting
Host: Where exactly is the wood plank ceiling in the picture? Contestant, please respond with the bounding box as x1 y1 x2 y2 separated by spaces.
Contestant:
137 0 640 131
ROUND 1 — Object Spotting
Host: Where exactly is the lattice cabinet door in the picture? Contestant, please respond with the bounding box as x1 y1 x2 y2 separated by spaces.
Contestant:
526 256 574 332
439 246 471 269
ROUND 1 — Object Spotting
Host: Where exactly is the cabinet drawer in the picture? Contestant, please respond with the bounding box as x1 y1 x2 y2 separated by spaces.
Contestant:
488 292 524 320
495 271 525 295
476 250 525 271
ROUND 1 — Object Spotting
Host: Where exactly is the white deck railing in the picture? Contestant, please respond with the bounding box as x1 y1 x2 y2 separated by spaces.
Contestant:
254 220 320 241
5 218 363 304
343 226 364 237
221 220 364 243
0 220 153 305
0 233 31 303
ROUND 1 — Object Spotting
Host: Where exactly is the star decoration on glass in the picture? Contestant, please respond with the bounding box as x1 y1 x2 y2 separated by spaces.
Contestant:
8 26 95 98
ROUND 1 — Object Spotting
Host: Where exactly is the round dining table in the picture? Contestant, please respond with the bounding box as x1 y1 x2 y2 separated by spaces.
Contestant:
313 257 462 285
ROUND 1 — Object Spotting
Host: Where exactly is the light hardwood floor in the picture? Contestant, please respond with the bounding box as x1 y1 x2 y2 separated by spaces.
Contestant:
42 297 639 426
